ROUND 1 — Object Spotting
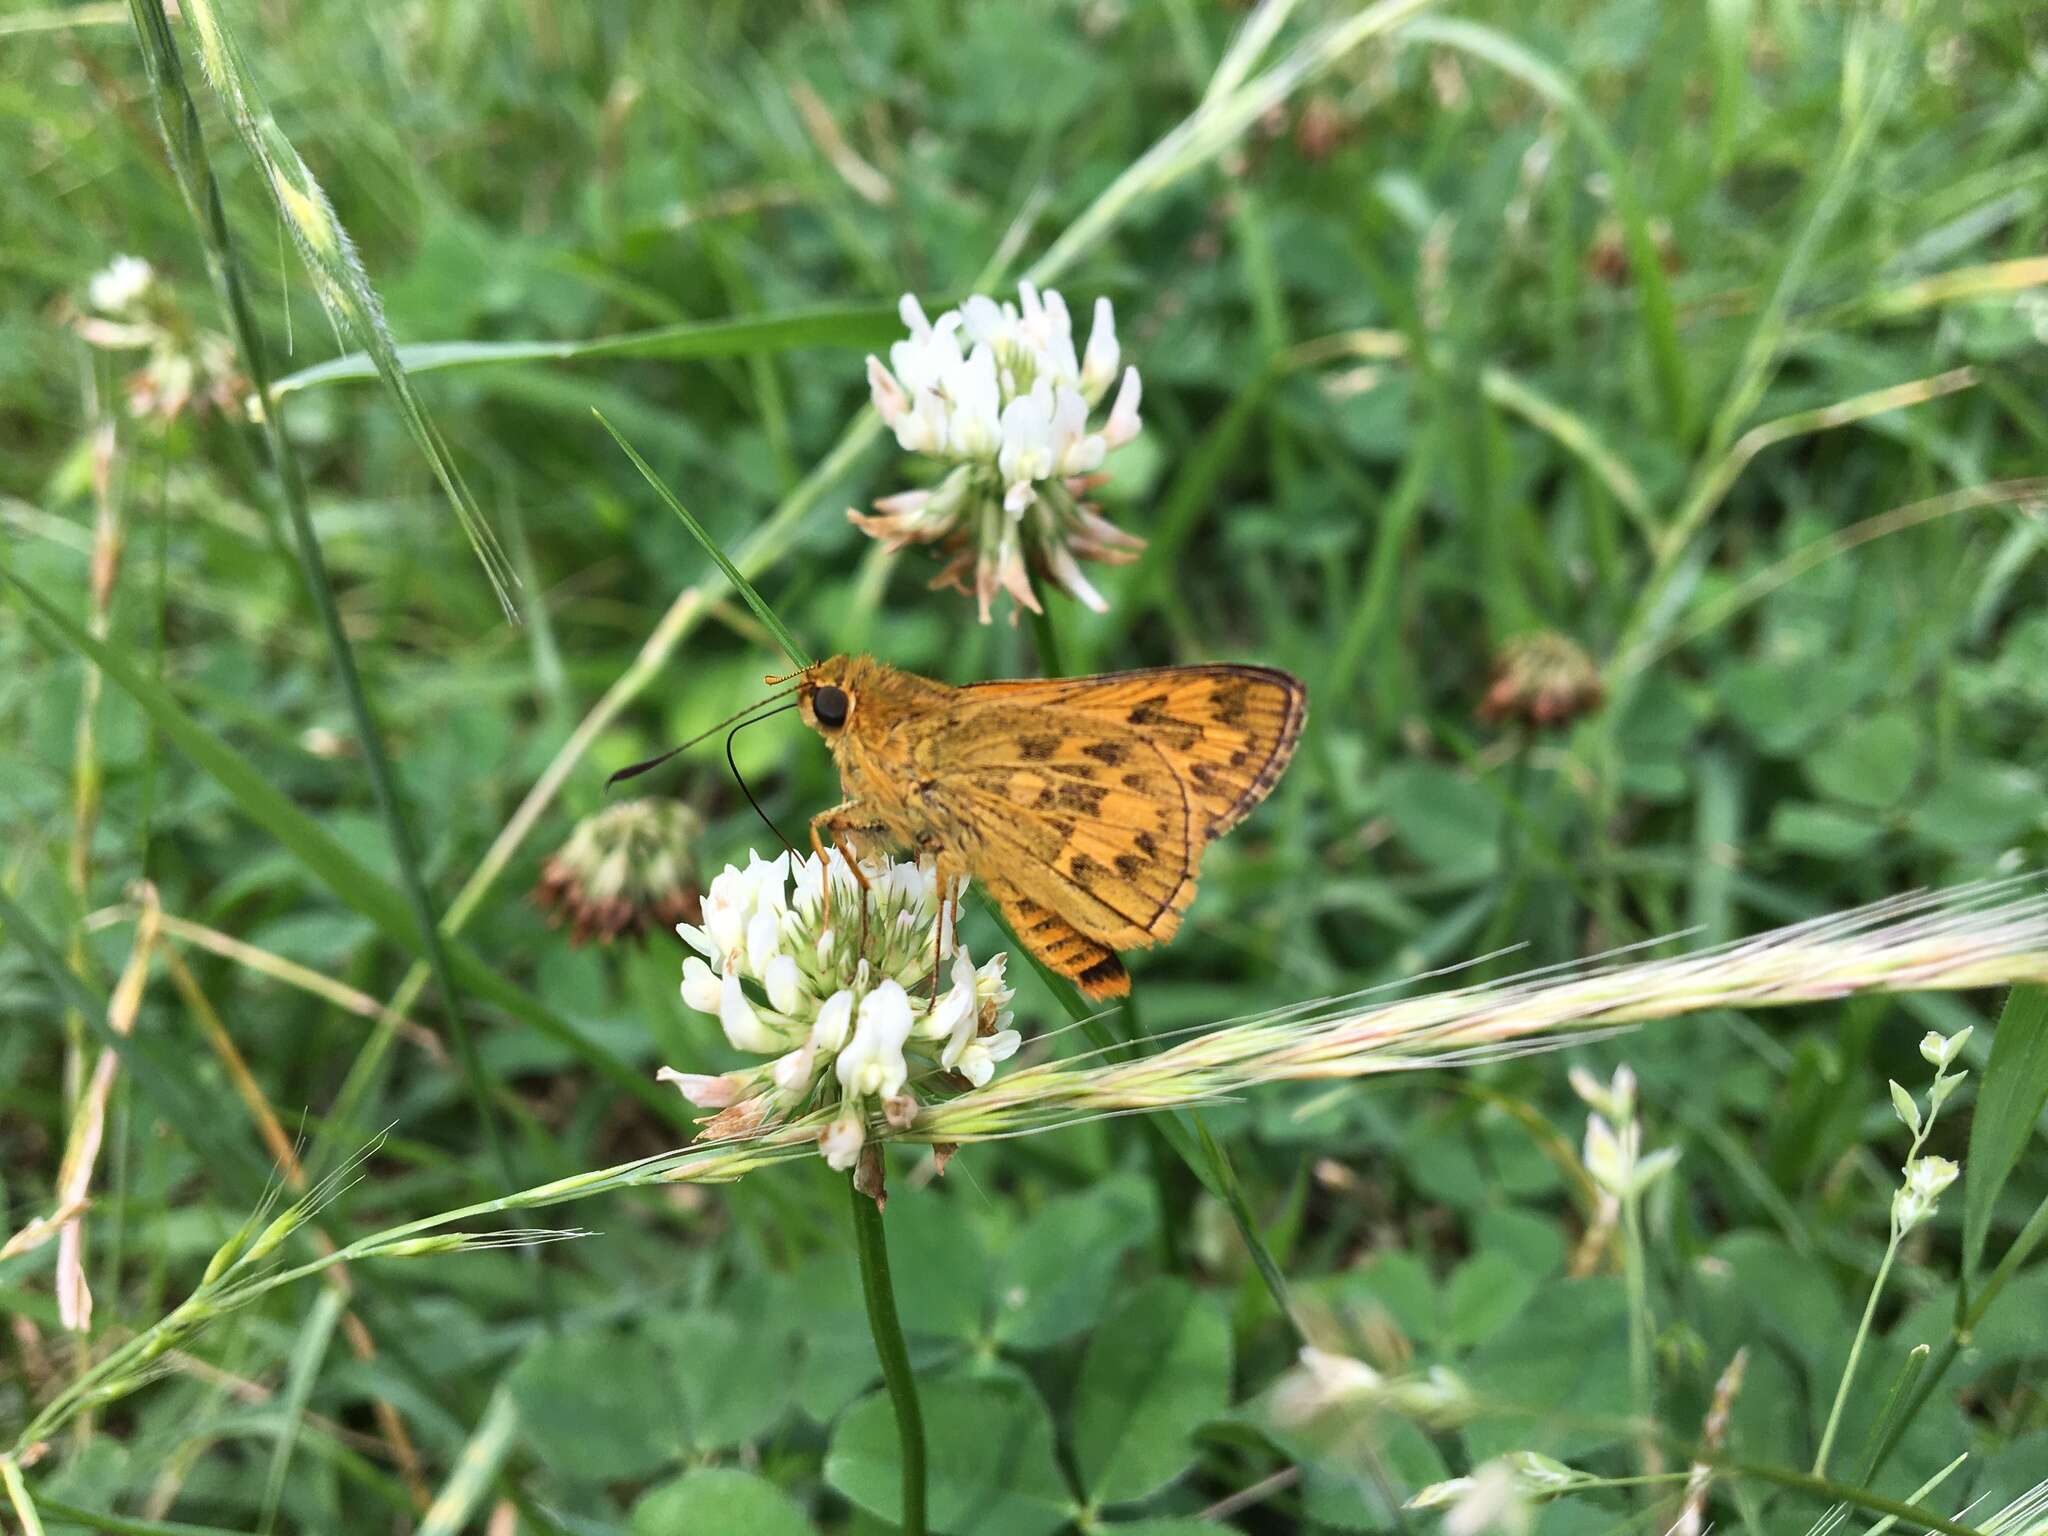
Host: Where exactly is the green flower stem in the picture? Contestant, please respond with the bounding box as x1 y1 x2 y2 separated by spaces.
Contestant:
1023 596 1066 677
1619 1187 1658 1483
1813 1233 1901 1477
849 1178 926 1536
1814 1087 1943 1478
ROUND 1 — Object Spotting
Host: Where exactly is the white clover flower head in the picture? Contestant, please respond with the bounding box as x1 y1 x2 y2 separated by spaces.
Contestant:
852 284 1147 623
89 255 154 315
1894 1154 1959 1232
663 848 1026 1166
73 260 248 426
536 798 703 946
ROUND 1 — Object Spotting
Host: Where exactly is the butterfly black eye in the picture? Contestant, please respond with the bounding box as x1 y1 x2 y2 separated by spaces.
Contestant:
812 685 849 729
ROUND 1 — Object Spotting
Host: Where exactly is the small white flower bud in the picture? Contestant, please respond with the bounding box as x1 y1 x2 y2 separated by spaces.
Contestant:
820 1110 865 1171
1890 1079 1922 1135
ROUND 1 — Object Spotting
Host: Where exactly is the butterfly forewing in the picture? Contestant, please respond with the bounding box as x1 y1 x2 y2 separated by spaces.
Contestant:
926 663 1304 955
957 663 1307 837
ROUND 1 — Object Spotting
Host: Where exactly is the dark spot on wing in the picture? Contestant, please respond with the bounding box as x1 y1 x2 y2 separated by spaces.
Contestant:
1055 782 1108 815
1121 771 1151 791
1081 740 1127 766
1126 697 1171 726
1017 734 1061 761
1114 853 1145 881
1133 831 1158 858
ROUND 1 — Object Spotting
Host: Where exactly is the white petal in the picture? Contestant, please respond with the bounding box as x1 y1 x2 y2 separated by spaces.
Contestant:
675 923 715 960
772 1042 818 1094
1080 297 1119 401
866 355 907 425
719 971 781 1053
764 952 803 1014
745 910 783 979
680 956 723 1014
812 989 856 1052
656 1067 738 1108
1103 366 1143 448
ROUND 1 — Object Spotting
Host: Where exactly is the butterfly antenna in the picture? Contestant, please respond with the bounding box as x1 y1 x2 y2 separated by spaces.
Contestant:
726 704 800 855
605 684 801 790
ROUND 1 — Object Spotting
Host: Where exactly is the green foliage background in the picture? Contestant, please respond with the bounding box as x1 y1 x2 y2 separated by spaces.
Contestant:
3 0 2047 1531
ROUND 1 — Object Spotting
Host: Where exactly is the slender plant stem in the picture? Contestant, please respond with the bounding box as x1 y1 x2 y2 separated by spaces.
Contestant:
1812 1232 1899 1476
1023 598 1065 676
1726 1460 1986 1536
123 0 513 1200
849 1179 925 1536
1 1458 47 1536
1620 1187 1661 1484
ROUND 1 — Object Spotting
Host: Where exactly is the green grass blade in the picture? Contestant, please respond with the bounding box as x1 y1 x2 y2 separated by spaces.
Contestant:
2 571 678 1124
27 1497 253 1536
268 301 907 398
162 0 518 611
125 0 516 1201
595 411 813 670
416 1385 520 1536
258 1286 345 1533
1961 983 2048 1279
1405 16 1690 442
0 884 266 1198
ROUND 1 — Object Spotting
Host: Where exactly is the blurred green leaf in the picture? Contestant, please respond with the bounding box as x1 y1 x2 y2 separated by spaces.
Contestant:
1806 711 1923 810
1463 1277 1629 1460
630 1468 816 1536
991 1178 1155 1350
825 1374 1071 1536
646 1306 799 1452
1443 1251 1539 1347
1963 985 2048 1280
1769 801 1885 858
1073 1278 1232 1506
508 1326 677 1482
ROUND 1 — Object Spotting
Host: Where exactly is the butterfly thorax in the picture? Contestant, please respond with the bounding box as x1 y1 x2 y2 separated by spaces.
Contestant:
805 655 973 860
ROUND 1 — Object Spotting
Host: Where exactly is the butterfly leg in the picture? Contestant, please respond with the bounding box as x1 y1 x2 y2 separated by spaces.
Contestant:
926 849 967 1009
809 803 882 958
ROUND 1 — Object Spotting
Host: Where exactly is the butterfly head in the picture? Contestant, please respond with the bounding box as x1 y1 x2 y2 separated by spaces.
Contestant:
796 655 864 740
